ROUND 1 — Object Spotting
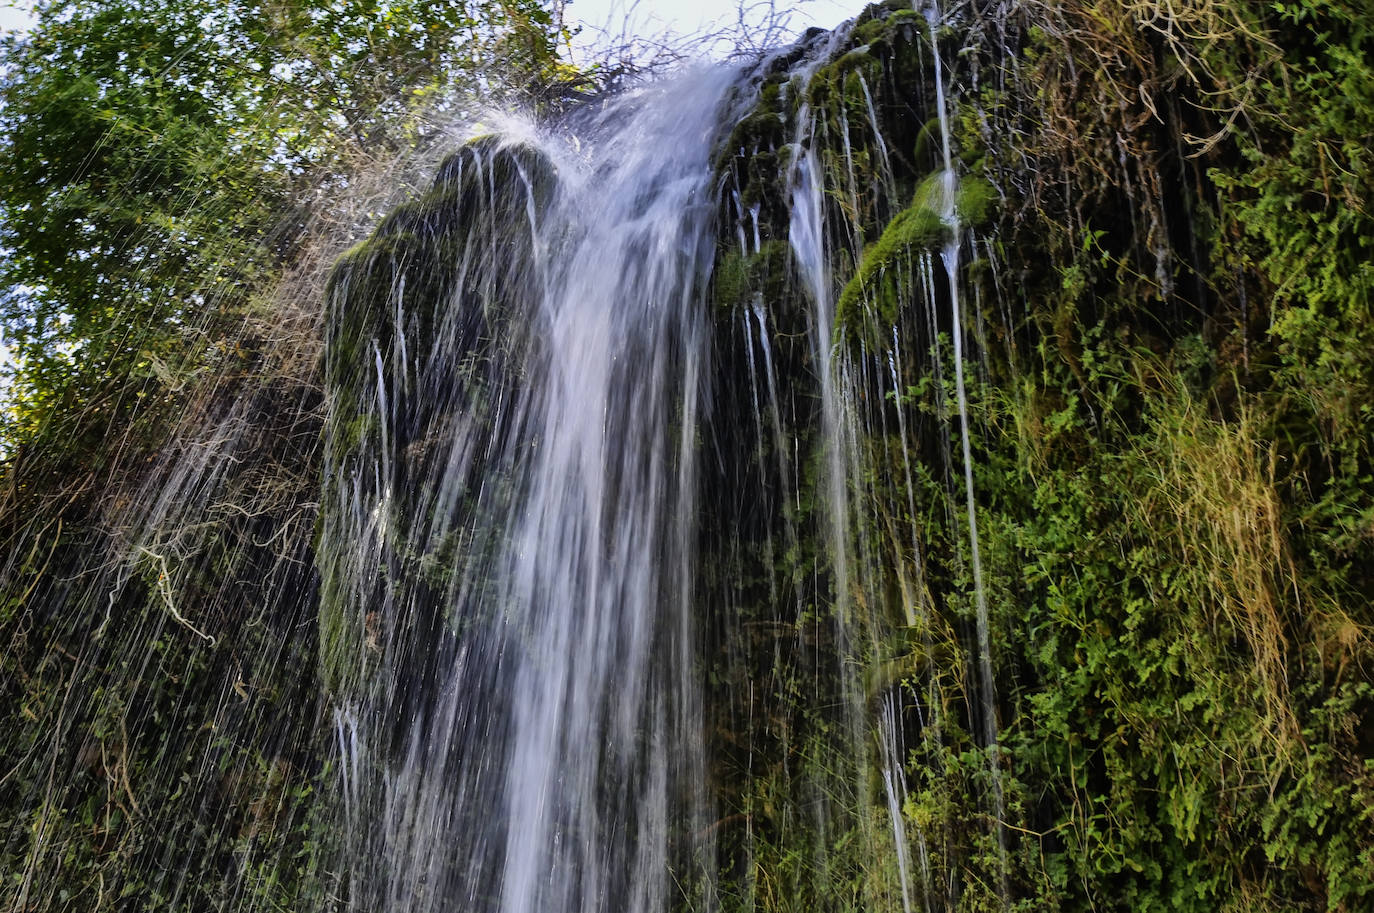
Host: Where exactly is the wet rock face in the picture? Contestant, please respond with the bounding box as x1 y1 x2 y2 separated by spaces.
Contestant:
697 7 973 908
319 135 562 913
326 137 554 457
320 136 559 762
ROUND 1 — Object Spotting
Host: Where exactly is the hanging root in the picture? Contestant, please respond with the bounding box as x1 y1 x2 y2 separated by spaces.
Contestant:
134 547 216 647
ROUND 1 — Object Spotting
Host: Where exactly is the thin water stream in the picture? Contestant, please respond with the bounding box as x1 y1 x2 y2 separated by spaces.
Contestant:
925 1 1009 896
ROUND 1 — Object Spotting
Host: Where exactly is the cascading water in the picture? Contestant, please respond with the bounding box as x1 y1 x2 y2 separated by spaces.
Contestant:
319 8 1010 910
317 20 952 909
320 67 742 913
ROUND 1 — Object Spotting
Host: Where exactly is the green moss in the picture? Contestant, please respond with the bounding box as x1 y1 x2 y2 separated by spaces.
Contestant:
831 168 992 351
852 6 925 48
832 47 875 77
713 240 794 312
909 169 950 213
806 44 882 114
713 249 750 310
911 116 942 170
758 73 784 111
836 203 948 345
955 175 997 226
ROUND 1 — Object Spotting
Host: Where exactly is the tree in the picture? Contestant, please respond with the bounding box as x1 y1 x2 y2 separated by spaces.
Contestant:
0 0 565 458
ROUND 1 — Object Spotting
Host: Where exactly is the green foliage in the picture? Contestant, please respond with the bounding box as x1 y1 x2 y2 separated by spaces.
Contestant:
0 0 566 459
920 4 1374 907
1206 0 1374 604
720 2 1374 911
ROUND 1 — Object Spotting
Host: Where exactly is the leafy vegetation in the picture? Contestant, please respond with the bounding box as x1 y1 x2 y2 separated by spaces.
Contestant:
930 1 1374 908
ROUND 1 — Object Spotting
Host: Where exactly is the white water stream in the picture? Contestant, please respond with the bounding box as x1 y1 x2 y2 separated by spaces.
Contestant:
324 67 741 913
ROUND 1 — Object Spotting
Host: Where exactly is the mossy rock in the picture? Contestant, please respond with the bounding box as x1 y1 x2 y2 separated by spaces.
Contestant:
806 46 883 116
717 74 789 154
713 240 794 312
432 134 557 212
955 175 997 227
319 131 560 706
834 168 998 349
324 134 557 401
836 203 949 345
851 5 926 49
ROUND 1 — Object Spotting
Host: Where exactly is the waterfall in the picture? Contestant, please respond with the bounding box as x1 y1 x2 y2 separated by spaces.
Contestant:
321 67 741 913
925 1 1009 896
0 5 996 907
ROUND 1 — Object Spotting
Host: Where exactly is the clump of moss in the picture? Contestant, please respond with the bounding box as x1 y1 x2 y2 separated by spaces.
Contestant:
851 4 926 49
955 175 997 227
713 240 794 312
836 203 948 342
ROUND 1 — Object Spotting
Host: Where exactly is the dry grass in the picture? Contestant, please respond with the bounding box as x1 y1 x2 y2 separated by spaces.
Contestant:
1135 378 1306 744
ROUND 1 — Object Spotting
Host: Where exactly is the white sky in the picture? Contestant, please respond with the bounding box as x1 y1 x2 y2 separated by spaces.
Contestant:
564 0 872 58
0 1 34 33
